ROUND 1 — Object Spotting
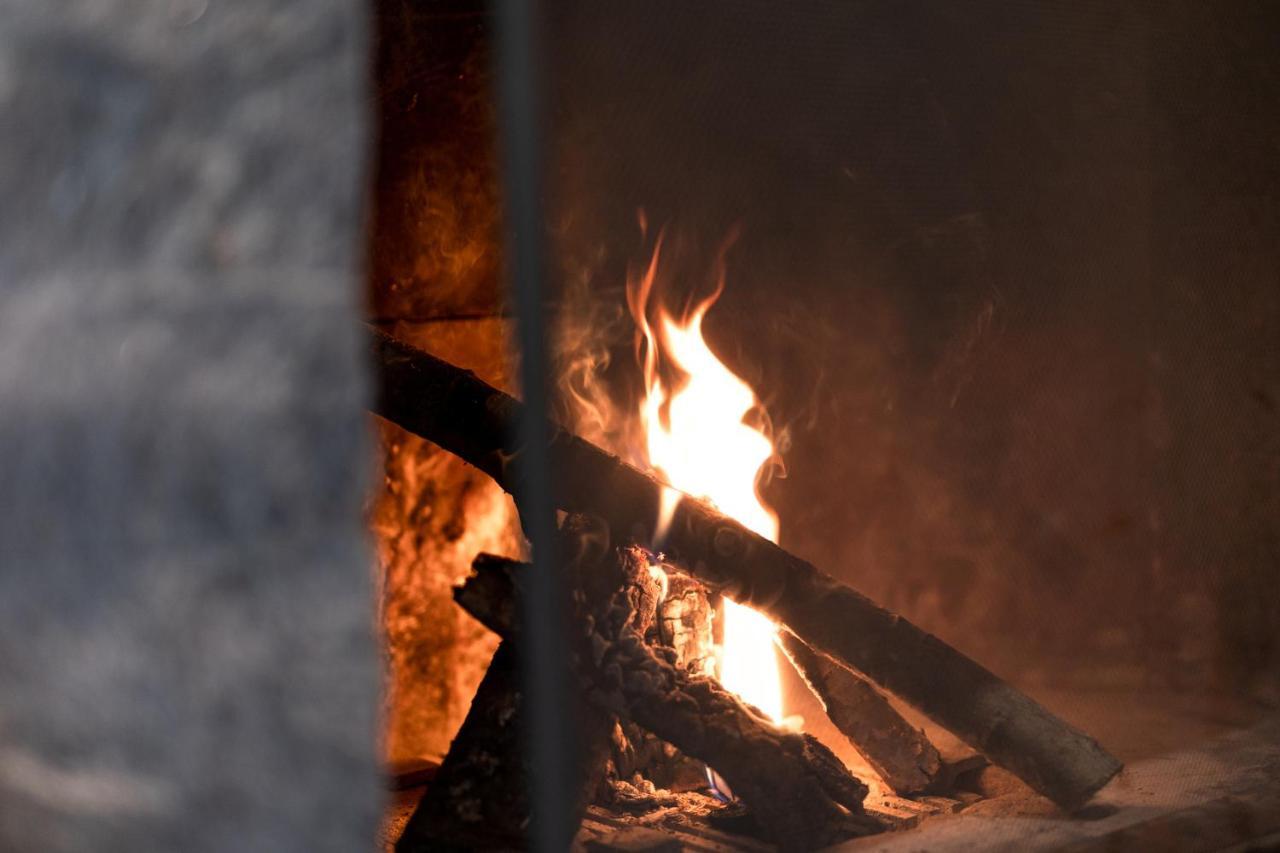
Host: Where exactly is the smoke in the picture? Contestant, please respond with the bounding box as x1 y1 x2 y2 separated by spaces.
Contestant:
550 250 638 459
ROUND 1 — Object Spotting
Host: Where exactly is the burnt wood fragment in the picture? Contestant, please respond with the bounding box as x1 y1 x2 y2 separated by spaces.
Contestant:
394 642 528 851
606 719 708 794
611 567 714 792
652 570 717 678
778 630 942 795
370 326 1123 809
395 642 613 850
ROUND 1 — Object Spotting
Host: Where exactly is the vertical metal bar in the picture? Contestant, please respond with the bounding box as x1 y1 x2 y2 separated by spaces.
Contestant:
493 1 574 850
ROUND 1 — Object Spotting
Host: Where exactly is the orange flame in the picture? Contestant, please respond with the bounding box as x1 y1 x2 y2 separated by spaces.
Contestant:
628 232 785 723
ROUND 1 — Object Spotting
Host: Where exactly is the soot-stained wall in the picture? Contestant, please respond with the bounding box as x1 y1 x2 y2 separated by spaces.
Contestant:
369 1 523 765
543 0 1280 698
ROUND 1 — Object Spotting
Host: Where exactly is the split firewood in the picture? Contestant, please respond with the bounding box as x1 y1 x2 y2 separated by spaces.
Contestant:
370 327 1123 810
778 629 941 795
651 569 717 678
397 550 615 853
394 642 525 851
457 531 882 850
394 638 615 852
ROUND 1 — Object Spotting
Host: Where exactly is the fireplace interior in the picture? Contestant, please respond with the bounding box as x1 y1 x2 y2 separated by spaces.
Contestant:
18 2 1280 853
366 2 1280 851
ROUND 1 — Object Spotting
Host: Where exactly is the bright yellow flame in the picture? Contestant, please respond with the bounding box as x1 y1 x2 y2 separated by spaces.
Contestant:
631 238 785 723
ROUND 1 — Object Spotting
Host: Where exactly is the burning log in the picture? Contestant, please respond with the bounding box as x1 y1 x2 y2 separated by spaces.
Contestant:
369 327 1122 810
457 529 882 851
394 638 615 852
614 568 721 794
778 629 942 795
393 642 525 850
652 570 718 678
605 719 707 794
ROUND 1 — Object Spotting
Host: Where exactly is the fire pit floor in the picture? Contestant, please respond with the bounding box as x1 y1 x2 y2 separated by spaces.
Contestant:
378 781 968 852
834 713 1280 852
380 687 1279 852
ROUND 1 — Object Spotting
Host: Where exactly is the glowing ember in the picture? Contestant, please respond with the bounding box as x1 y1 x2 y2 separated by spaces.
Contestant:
628 235 785 723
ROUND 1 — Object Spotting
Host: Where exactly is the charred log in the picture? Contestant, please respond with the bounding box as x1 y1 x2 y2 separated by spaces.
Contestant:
394 643 526 851
394 639 614 852
611 568 717 793
370 327 1123 809
651 569 717 678
605 719 707 794
457 535 881 850
397 561 615 853
778 629 942 795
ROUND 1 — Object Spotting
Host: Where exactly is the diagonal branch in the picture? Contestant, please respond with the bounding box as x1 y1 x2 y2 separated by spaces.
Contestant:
370 326 1122 810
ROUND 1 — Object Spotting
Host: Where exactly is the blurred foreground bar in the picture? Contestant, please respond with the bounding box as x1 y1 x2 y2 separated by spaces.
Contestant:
0 3 379 852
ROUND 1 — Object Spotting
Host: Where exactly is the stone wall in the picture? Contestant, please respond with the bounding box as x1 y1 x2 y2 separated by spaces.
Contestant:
0 2 380 851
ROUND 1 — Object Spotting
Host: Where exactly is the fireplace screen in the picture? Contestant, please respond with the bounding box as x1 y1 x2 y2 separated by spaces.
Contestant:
2 2 1278 853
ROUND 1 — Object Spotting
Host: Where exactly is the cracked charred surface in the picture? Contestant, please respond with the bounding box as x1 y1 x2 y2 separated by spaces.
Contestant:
568 527 882 851
456 519 882 850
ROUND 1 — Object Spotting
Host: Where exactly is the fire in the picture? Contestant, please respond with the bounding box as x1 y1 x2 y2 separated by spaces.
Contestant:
628 235 785 723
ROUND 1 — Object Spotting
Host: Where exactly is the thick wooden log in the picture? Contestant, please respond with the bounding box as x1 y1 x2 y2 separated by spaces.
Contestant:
458 543 881 850
394 638 614 852
394 642 527 851
370 326 1122 810
778 629 941 795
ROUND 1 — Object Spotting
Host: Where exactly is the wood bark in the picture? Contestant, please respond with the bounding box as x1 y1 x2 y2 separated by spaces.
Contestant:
394 638 614 852
778 629 941 795
458 540 881 850
370 326 1122 810
394 642 527 852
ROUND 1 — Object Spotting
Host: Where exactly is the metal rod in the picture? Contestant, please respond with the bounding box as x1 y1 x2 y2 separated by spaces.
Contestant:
492 1 574 850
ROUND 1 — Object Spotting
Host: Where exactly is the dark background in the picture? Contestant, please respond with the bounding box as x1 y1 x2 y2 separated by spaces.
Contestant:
372 0 1280 700
543 0 1280 696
